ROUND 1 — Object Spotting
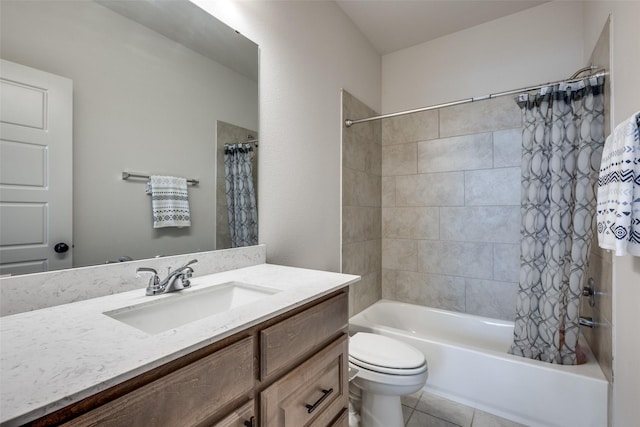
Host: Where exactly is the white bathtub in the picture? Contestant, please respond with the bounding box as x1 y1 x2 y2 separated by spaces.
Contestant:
349 300 608 427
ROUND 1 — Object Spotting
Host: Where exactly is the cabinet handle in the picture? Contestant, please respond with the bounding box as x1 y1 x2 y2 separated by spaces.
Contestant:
305 388 334 414
243 416 254 427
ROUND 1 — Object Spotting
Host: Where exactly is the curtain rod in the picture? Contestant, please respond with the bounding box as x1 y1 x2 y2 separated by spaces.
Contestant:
224 139 259 148
344 68 607 128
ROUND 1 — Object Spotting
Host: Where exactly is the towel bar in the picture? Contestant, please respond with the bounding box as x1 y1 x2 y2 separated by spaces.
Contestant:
122 172 199 185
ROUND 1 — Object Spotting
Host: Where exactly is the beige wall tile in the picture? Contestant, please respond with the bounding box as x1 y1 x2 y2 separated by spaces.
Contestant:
464 167 521 206
343 167 381 207
382 109 438 145
465 278 518 320
587 242 613 323
418 132 493 173
342 239 381 276
396 172 464 206
440 206 520 244
382 176 396 207
382 238 418 271
418 240 493 279
382 207 439 240
494 244 521 283
343 137 368 171
341 90 383 316
439 96 521 138
382 142 417 176
349 272 382 316
381 268 397 298
581 316 613 383
342 206 381 244
494 128 523 168
388 270 466 312
342 90 377 123
367 139 382 176
342 166 358 207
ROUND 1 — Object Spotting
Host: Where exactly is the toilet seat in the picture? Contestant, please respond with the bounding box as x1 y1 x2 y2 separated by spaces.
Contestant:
349 333 427 376
348 333 428 427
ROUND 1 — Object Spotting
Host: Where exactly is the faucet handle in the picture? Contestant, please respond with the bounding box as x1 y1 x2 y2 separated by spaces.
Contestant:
179 276 192 289
136 267 158 276
136 267 161 295
183 259 198 268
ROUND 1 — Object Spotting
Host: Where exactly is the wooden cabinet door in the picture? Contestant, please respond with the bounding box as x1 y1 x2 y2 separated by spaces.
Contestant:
212 400 254 427
260 293 347 382
260 335 348 427
328 409 348 427
63 337 254 427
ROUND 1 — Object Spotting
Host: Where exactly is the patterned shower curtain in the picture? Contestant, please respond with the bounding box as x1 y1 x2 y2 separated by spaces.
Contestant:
509 76 605 364
224 143 258 248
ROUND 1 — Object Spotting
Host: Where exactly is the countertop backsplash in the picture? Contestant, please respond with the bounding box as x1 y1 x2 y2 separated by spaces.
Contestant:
0 245 266 317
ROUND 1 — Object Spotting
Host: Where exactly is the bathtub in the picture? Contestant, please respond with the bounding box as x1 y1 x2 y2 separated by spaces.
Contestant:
349 300 608 427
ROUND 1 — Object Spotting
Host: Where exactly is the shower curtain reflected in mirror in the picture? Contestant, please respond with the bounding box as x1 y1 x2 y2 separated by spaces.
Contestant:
224 143 258 248
509 76 605 364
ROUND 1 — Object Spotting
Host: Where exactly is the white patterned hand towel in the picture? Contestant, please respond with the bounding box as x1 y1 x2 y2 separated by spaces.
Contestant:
596 112 640 256
149 176 191 228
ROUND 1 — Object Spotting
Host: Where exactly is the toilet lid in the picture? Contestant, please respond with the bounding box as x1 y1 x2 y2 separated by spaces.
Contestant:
349 333 425 370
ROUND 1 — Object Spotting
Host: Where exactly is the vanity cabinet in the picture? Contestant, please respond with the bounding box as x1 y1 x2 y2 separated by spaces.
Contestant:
31 289 348 427
61 337 255 427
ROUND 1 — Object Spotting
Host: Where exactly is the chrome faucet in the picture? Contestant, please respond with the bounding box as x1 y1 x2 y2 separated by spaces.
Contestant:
136 259 198 296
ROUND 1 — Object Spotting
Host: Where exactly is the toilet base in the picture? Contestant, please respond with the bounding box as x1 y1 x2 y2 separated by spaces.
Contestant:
360 391 403 427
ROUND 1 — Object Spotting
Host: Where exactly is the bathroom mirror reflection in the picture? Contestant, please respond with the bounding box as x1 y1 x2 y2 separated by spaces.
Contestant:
0 0 259 276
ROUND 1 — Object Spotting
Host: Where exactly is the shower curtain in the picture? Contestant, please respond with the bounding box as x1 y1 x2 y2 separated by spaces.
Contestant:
224 143 258 248
509 76 605 364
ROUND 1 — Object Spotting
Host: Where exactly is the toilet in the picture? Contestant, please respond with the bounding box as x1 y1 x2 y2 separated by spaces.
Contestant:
348 332 428 427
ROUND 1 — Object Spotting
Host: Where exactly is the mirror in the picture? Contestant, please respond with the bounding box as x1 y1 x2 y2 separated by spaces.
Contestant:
0 0 259 276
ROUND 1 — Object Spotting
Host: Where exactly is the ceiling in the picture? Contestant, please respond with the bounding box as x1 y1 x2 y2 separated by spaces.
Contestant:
335 0 548 54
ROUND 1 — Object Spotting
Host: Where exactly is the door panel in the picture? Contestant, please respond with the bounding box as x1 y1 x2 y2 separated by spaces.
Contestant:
0 78 47 129
0 59 73 275
0 139 47 186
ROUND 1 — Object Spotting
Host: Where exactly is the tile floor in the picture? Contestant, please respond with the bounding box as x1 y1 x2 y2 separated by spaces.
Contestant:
401 390 527 427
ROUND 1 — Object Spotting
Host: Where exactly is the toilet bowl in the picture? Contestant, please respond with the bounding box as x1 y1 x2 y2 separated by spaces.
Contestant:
349 332 428 427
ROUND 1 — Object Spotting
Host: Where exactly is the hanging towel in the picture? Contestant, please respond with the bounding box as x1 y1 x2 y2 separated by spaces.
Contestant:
149 175 191 228
596 111 640 256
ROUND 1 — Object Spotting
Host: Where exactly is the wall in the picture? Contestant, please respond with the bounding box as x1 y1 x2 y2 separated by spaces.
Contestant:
583 3 640 426
342 90 382 316
192 0 382 272
0 1 258 266
382 1 585 113
381 97 522 320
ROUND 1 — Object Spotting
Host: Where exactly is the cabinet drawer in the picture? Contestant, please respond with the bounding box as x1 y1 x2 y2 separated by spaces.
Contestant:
212 400 254 427
328 409 348 427
63 337 254 427
260 335 348 427
260 292 347 381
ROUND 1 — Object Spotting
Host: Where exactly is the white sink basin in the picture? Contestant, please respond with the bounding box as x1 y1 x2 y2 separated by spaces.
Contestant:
104 281 280 334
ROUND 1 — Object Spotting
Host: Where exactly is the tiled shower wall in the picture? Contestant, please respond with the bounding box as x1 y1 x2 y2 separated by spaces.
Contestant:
342 90 382 316
381 97 523 321
581 18 613 385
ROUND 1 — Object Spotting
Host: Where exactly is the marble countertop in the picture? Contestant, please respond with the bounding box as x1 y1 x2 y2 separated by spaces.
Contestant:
0 264 359 426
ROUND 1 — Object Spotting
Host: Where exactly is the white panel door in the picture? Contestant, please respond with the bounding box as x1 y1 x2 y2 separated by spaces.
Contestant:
0 59 73 275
